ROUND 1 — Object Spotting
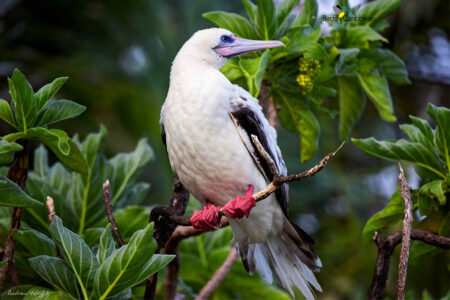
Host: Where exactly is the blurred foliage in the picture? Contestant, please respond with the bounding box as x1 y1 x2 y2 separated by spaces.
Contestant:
353 104 449 265
0 0 449 299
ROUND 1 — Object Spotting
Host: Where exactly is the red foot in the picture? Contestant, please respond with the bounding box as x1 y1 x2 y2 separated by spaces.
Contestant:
223 185 256 219
190 202 221 231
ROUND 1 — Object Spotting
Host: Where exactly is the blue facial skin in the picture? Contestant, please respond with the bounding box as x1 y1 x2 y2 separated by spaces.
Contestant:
219 34 235 45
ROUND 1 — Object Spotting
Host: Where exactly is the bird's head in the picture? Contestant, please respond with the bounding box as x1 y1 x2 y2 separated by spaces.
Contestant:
175 28 285 69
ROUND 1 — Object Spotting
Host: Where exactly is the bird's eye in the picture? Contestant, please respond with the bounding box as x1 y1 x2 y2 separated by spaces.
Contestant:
220 35 233 44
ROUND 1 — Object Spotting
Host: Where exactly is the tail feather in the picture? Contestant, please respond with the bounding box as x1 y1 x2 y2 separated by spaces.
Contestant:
237 220 321 299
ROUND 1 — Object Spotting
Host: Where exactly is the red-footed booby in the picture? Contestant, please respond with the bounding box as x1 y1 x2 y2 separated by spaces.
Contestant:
160 28 322 299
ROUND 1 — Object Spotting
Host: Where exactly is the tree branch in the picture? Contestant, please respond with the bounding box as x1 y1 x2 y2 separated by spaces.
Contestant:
103 180 124 246
369 229 450 299
396 164 412 300
0 140 29 292
196 246 239 300
164 226 204 300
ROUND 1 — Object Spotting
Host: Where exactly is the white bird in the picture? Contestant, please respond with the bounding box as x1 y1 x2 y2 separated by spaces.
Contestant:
160 28 322 299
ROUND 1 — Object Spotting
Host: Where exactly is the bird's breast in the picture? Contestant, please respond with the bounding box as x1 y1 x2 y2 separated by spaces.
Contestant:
163 86 265 205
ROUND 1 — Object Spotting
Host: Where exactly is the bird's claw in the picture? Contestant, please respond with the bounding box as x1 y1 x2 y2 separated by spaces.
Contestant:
190 202 221 231
223 185 256 219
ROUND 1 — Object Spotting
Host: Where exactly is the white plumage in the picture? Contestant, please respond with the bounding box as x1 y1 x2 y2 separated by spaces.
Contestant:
160 28 322 299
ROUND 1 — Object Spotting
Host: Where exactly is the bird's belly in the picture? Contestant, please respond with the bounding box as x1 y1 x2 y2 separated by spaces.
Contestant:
167 116 262 205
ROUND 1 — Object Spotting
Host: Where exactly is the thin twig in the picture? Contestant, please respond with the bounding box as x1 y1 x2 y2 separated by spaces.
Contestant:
164 226 204 300
396 164 412 300
46 196 56 224
103 180 124 246
369 229 450 299
46 196 63 258
252 140 345 202
196 247 239 300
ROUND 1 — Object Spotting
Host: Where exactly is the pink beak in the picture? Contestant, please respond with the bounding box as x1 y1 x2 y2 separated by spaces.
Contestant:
214 36 285 58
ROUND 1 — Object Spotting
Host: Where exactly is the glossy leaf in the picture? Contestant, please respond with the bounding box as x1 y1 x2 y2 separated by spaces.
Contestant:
275 0 299 32
0 99 16 128
49 216 100 299
341 26 387 48
370 49 410 84
409 116 434 150
427 104 450 171
38 100 86 126
97 224 115 264
358 73 396 122
96 206 150 242
356 0 402 26
254 0 276 39
238 50 271 97
273 91 319 162
35 77 68 112
419 180 446 206
29 256 81 298
0 140 23 165
108 138 153 204
29 128 88 175
92 223 174 299
335 48 360 76
352 138 446 179
0 176 43 208
221 59 244 82
242 0 257 24
13 229 57 257
337 76 366 140
295 0 317 27
8 69 37 131
363 189 404 242
202 12 255 39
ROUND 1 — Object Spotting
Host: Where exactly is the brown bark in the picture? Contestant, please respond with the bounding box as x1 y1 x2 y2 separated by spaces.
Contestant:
103 180 124 246
0 141 29 292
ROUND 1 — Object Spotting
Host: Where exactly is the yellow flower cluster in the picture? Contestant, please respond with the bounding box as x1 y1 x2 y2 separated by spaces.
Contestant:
296 58 321 95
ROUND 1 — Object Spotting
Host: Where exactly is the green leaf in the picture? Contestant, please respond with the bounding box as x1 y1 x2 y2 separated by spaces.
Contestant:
242 0 257 24
0 176 43 208
8 69 37 132
295 0 317 27
341 26 387 48
92 223 174 299
50 216 100 299
399 124 432 150
356 0 402 26
335 48 360 76
108 138 153 204
38 100 86 126
427 104 450 172
276 0 299 33
28 128 88 175
75 126 109 234
255 0 276 39
96 206 150 242
337 77 366 140
97 224 115 264
202 11 255 39
370 49 410 84
24 287 75 300
0 99 16 128
417 193 435 216
221 59 245 82
358 73 396 122
409 240 443 265
35 77 68 112
363 189 404 242
419 180 446 206
0 140 23 165
29 256 81 298
239 50 271 97
409 116 434 150
83 228 104 247
13 229 57 257
272 91 319 162
352 138 446 179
